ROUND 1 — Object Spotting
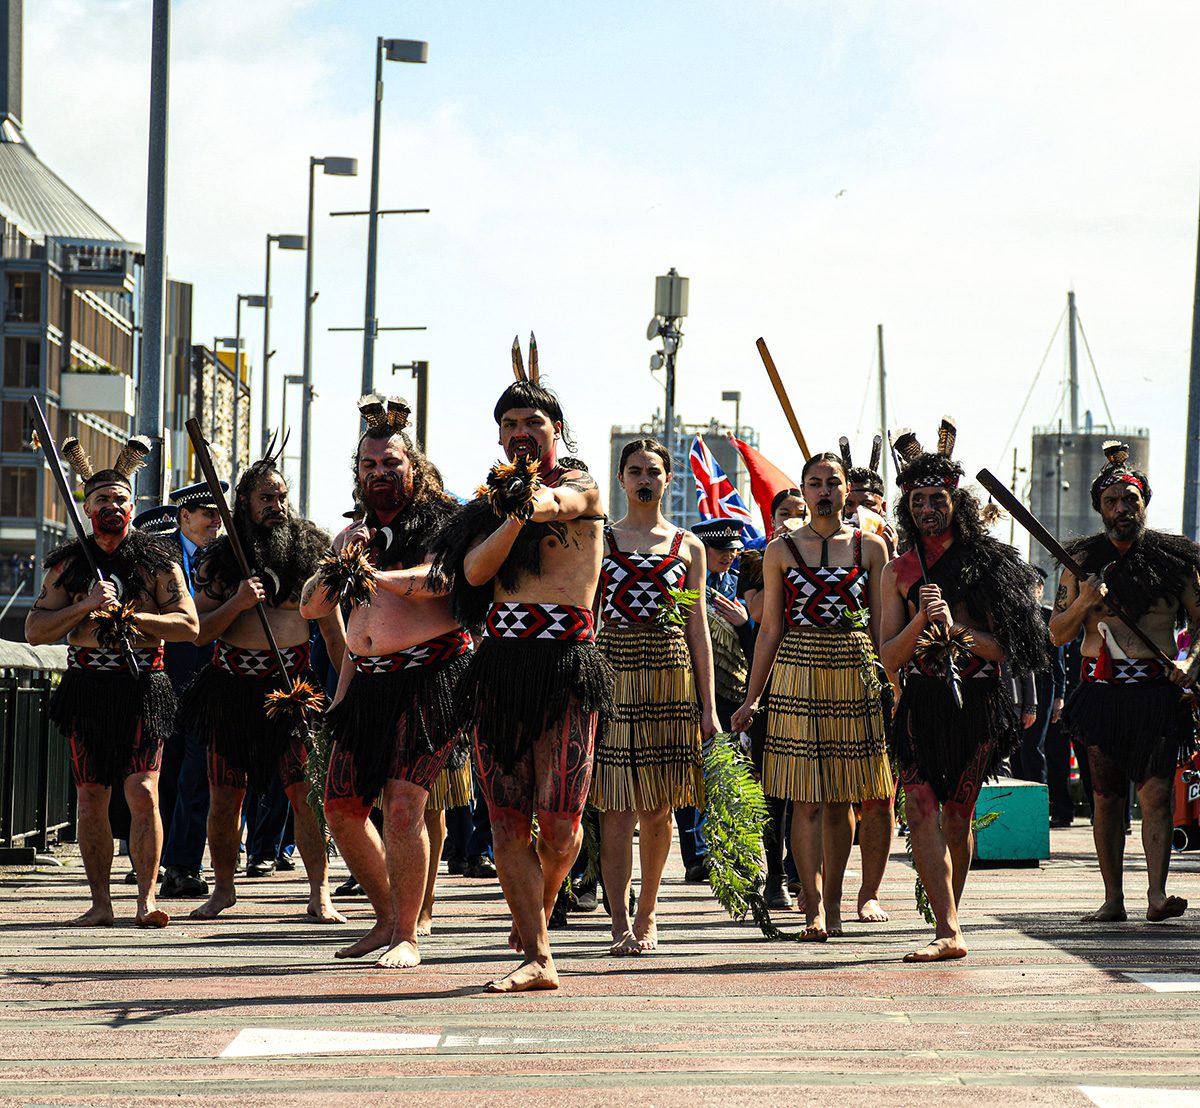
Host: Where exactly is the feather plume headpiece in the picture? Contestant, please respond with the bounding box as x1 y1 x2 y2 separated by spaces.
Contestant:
895 417 962 493
1090 439 1150 509
65 434 153 495
358 393 410 433
510 333 540 385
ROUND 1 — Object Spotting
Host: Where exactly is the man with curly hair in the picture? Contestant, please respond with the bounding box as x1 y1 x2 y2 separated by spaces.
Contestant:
1050 442 1199 924
432 343 612 993
180 452 345 923
27 444 197 929
300 398 471 969
879 421 1045 962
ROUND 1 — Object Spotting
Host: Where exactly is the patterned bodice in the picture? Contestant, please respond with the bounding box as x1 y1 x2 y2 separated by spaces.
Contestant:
781 530 868 629
600 529 687 624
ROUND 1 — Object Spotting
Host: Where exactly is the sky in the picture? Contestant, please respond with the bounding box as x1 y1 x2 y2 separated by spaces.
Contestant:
22 0 1200 538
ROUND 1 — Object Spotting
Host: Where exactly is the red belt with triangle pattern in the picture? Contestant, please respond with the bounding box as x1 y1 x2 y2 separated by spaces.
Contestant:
484 602 595 642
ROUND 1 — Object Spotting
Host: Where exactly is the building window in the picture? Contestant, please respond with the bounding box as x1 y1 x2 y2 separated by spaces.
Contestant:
3 336 40 388
5 271 42 324
0 541 35 596
1 399 33 453
0 465 37 518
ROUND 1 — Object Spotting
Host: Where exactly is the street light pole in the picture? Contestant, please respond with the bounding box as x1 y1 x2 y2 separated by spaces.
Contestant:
234 294 267 480
301 156 358 517
392 360 428 450
262 233 306 452
361 36 428 397
721 390 741 439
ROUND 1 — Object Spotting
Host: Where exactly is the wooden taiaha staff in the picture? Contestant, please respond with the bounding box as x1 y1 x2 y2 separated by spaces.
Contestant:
755 338 811 462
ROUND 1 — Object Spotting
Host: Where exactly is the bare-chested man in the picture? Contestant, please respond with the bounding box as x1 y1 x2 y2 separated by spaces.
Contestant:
1049 442 1199 924
432 345 612 992
179 451 345 923
879 424 1045 962
27 437 198 928
299 396 468 968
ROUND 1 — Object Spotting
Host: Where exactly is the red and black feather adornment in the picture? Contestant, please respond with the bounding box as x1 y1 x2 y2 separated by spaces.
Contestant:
264 678 325 722
913 621 975 671
316 541 377 608
90 601 140 652
477 455 542 521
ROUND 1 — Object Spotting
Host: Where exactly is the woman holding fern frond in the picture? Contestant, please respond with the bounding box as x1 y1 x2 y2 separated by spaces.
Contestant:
591 439 717 955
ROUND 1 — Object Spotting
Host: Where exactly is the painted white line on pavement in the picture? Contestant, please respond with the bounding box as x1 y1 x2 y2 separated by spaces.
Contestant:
221 1027 440 1058
1123 972 1200 993
1080 1088 1200 1107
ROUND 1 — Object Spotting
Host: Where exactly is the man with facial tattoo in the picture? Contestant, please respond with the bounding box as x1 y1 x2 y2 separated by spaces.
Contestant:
179 449 346 923
878 421 1045 962
1050 442 1200 925
299 396 470 969
432 337 612 993
27 437 198 929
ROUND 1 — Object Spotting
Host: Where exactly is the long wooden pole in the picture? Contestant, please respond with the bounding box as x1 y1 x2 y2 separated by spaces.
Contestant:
755 337 811 461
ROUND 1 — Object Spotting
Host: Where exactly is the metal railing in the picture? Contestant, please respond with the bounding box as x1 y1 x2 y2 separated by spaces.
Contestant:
0 642 72 861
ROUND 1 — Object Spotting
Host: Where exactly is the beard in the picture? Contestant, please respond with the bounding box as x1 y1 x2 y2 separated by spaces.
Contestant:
246 516 299 576
919 510 951 535
1105 510 1145 543
361 472 411 515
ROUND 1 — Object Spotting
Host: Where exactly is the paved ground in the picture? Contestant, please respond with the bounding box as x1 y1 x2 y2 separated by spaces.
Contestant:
1 825 1198 1107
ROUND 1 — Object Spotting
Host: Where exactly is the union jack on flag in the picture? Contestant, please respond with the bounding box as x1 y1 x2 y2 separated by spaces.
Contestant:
689 434 761 542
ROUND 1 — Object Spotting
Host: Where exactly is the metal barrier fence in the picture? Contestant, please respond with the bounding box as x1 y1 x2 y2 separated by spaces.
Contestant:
0 642 71 863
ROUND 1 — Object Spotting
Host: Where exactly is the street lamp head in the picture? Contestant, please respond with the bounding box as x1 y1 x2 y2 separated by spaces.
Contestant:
215 337 241 348
320 156 359 176
239 294 269 308
271 234 307 250
383 38 428 63
722 391 741 403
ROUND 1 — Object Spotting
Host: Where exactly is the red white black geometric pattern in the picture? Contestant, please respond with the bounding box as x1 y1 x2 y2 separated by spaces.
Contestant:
212 639 310 678
908 653 997 680
350 628 473 673
68 645 164 672
1080 655 1165 684
600 530 687 624
484 602 595 642
782 563 868 629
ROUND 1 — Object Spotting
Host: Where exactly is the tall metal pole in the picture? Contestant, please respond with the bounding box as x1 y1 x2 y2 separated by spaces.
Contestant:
209 339 219 439
1183 190 1200 541
411 361 428 451
1067 290 1079 434
877 323 889 495
1055 419 1064 539
232 298 242 481
300 160 317 517
261 235 273 453
361 38 385 396
136 0 170 508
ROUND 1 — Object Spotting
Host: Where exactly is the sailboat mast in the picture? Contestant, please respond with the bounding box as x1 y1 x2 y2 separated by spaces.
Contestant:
1068 289 1079 433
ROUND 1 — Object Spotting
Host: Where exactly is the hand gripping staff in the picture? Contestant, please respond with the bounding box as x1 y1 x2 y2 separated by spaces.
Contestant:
27 396 140 676
184 417 322 722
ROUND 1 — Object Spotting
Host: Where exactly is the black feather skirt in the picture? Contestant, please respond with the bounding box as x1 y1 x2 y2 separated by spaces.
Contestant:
49 668 176 788
325 653 472 805
457 638 616 770
1065 679 1196 783
892 672 1019 803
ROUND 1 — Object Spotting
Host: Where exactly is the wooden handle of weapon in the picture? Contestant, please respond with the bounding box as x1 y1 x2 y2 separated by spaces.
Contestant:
755 338 811 461
976 467 1177 670
184 418 294 689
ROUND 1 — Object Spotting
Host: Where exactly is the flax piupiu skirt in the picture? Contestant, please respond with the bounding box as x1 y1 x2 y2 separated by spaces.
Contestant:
763 627 892 803
590 623 704 811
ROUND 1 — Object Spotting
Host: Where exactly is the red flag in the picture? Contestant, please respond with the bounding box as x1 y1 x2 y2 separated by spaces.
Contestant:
727 432 798 532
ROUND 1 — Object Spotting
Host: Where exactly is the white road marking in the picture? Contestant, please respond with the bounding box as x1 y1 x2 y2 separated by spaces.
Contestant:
221 1027 440 1058
1080 1088 1200 1107
1124 972 1200 993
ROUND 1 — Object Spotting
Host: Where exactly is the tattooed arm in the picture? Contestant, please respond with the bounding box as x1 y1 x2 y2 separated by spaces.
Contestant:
132 564 200 642
298 570 338 620
194 564 266 645
529 469 603 523
374 557 450 600
25 563 112 645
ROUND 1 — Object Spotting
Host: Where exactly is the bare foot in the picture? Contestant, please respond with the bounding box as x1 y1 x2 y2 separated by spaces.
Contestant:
799 924 828 942
825 906 843 938
306 897 348 924
1081 900 1127 923
633 919 659 952
416 910 434 938
508 922 523 953
136 908 170 929
485 955 559 993
1147 894 1188 922
335 920 394 959
376 939 421 969
609 931 641 956
189 888 236 920
857 898 890 923
66 904 115 928
903 935 968 962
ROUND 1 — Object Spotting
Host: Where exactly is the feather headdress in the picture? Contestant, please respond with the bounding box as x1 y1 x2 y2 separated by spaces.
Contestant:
358 393 410 433
510 333 540 385
64 434 153 494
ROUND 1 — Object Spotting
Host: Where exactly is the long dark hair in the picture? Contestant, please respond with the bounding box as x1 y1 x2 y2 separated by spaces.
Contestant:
493 380 576 451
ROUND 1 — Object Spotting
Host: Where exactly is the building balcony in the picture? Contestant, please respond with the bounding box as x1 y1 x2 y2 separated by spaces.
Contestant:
59 370 134 417
60 249 136 293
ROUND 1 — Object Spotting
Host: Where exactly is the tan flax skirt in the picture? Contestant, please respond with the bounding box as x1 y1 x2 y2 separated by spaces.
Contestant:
425 759 473 811
763 627 892 803
590 623 703 811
